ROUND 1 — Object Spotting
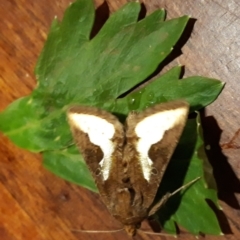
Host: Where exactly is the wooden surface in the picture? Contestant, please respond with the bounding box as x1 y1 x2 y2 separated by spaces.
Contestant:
1 0 240 239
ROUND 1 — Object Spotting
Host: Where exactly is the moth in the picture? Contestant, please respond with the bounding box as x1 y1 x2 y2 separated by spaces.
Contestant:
67 100 189 236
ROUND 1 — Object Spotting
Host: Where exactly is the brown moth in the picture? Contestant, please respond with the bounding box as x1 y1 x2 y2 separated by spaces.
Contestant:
67 100 189 236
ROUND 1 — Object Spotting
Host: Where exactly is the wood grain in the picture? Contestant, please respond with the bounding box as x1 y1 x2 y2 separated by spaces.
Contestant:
0 0 240 239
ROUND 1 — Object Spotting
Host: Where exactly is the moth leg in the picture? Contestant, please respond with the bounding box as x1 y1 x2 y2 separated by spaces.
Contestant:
148 177 201 217
148 193 171 216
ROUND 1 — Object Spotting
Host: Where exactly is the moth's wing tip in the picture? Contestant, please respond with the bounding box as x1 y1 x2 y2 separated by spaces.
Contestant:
171 99 190 113
67 105 83 112
67 105 95 116
66 107 81 122
172 99 190 107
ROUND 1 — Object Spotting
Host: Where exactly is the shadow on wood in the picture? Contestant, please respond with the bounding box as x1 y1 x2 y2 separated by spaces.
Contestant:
201 111 240 209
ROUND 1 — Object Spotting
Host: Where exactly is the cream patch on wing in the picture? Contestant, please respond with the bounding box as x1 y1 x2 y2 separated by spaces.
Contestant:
135 107 188 181
69 113 115 180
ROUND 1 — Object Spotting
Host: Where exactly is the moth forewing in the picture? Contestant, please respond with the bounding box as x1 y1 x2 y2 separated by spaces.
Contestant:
125 100 189 209
67 106 125 206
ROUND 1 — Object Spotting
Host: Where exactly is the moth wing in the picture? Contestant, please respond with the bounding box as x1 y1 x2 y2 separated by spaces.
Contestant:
67 106 124 206
125 100 189 209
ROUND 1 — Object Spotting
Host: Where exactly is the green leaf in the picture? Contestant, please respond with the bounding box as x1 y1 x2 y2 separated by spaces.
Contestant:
0 96 72 151
0 2 191 152
43 146 97 192
112 67 225 113
35 0 95 80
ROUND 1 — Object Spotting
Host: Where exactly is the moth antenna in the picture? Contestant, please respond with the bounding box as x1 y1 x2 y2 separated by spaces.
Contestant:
148 177 201 216
71 228 124 234
138 229 177 237
169 176 201 197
